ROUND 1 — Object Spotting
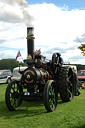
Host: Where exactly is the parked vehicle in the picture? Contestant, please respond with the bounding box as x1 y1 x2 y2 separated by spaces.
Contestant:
77 70 85 88
0 69 12 84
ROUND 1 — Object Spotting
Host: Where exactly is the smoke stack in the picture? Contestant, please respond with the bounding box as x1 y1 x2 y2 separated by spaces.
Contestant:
26 27 35 59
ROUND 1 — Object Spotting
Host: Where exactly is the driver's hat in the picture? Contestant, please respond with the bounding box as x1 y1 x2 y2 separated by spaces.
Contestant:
57 52 61 56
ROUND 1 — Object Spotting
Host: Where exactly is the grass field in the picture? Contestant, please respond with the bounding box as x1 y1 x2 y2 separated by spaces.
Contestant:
0 84 85 128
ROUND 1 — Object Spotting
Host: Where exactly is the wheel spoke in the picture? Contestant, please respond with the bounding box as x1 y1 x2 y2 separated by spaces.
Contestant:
17 86 19 92
11 87 15 91
50 99 53 105
12 97 18 107
10 98 13 104
53 88 54 93
53 98 55 102
49 99 51 102
69 83 72 86
13 83 15 89
51 100 54 110
49 92 51 95
67 75 71 80
67 88 72 95
49 84 56 110
50 85 52 92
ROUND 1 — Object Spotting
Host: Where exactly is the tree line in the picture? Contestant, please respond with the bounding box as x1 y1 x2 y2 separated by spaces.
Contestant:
0 59 25 72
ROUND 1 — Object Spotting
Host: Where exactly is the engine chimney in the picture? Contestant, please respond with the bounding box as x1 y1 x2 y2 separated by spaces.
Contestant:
26 27 35 59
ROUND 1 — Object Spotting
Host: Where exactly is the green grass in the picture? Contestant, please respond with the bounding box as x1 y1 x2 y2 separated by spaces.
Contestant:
0 84 85 128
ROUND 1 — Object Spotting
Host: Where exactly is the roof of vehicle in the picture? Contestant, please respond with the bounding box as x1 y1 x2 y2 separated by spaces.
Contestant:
0 69 11 71
80 70 85 71
77 76 85 79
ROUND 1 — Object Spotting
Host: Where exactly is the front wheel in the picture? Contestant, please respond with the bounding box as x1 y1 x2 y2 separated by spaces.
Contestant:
5 80 23 111
43 80 58 112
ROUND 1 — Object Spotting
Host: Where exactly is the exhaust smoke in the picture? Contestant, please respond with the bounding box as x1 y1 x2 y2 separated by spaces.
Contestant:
1 0 33 26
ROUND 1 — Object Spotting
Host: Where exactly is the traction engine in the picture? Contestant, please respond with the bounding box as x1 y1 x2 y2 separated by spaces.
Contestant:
5 27 75 112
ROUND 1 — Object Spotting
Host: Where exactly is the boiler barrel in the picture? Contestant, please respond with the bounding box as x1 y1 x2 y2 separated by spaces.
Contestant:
22 67 50 86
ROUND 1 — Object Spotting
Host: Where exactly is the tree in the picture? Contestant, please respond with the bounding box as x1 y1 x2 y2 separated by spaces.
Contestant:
78 44 85 56
0 59 19 71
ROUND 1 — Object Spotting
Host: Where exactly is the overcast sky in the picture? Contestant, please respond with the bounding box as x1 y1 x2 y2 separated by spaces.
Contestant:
0 0 85 64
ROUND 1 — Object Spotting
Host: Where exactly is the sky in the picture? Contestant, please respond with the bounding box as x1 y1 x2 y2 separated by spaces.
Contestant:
0 0 85 64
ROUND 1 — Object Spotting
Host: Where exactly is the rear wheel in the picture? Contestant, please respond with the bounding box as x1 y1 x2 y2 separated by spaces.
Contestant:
58 66 74 102
43 80 58 112
5 80 23 111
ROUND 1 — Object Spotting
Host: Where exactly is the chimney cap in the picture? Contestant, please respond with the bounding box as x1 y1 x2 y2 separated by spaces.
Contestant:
27 27 34 37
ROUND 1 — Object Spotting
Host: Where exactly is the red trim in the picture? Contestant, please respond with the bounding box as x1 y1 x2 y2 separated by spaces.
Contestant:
80 70 85 71
77 76 85 79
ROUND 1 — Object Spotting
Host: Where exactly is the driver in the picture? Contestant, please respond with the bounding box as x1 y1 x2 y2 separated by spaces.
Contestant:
55 53 63 65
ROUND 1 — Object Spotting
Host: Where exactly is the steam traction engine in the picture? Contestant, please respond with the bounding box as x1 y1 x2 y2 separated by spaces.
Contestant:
5 27 75 112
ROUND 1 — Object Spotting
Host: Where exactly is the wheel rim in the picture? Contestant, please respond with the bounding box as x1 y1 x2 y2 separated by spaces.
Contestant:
10 82 21 109
49 82 56 111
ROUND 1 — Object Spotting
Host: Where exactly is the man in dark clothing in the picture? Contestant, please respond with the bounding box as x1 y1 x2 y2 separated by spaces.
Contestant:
55 53 63 65
54 53 63 80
